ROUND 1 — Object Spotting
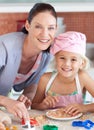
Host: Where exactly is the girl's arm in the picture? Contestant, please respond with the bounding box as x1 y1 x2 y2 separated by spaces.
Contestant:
22 84 38 101
31 73 51 109
79 71 94 97
65 71 94 115
65 103 94 116
31 72 59 110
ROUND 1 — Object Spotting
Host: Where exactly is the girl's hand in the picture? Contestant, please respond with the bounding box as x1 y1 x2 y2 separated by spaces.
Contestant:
4 97 30 122
64 104 86 116
17 94 32 109
41 95 59 109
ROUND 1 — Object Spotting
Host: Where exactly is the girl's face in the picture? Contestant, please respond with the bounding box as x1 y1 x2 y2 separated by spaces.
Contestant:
25 11 57 51
55 51 83 78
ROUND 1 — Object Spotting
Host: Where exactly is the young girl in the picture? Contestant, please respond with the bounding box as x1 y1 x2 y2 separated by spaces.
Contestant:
31 31 94 116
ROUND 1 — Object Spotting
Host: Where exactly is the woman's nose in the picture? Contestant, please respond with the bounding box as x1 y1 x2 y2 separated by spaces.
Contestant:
41 28 49 36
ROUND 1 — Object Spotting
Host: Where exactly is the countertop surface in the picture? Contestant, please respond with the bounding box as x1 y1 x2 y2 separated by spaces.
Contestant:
5 109 94 130
0 2 94 13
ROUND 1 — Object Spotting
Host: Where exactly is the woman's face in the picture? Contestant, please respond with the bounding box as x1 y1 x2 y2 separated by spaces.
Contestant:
25 11 57 51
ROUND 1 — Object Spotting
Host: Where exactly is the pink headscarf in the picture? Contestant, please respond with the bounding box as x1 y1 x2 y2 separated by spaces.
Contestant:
50 31 86 56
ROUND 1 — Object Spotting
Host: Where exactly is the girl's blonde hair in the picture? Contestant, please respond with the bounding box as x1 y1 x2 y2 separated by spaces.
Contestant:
80 55 90 70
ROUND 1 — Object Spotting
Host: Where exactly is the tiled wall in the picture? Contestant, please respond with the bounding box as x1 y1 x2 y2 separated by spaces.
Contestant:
57 12 94 43
0 12 94 43
0 13 27 34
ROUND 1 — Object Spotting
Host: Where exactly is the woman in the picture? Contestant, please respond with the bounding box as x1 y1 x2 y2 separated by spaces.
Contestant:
0 3 57 121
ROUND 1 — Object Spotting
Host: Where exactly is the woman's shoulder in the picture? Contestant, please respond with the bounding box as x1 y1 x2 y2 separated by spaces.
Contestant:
0 32 23 38
0 32 25 43
0 43 7 67
0 32 26 49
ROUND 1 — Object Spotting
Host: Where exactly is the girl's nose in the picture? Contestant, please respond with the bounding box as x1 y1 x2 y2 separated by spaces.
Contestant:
65 60 71 66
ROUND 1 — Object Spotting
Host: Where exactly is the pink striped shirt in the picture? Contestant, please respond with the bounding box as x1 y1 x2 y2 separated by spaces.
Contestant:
14 52 42 85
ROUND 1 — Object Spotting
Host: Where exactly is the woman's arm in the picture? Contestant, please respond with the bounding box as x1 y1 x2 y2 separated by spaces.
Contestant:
0 95 30 121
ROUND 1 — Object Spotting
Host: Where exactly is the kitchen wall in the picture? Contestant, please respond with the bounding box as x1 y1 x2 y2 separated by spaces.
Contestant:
57 12 94 43
0 1 93 101
0 11 94 43
0 2 94 57
0 0 94 3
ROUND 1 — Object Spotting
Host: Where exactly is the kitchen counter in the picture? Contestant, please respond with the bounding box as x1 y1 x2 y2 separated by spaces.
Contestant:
0 2 94 13
5 109 94 130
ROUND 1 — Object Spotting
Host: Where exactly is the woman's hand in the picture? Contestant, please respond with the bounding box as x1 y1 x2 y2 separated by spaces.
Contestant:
64 104 86 116
0 122 6 130
3 97 30 122
17 94 32 109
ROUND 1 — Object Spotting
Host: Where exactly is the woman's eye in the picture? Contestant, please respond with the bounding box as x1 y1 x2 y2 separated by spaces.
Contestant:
35 25 42 29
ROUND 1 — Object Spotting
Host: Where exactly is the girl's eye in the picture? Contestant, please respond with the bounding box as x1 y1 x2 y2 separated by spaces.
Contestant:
60 57 65 60
71 59 77 61
48 26 56 30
